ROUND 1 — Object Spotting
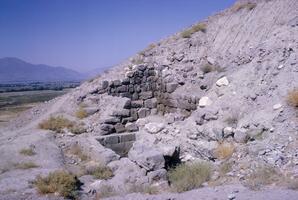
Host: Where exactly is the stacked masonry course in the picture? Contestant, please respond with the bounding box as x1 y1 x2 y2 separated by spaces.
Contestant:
97 64 199 136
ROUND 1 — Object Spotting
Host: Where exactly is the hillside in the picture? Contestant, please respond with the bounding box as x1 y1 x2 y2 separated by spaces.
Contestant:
0 57 85 83
0 0 297 199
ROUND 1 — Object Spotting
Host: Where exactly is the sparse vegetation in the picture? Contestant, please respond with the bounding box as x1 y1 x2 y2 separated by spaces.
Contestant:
200 63 225 74
85 165 113 180
214 143 235 160
287 88 298 107
200 63 215 74
168 162 212 193
224 110 241 126
233 2 257 12
34 170 80 199
19 148 36 156
39 116 74 133
15 162 39 169
181 23 207 38
139 43 156 56
68 144 89 161
96 184 117 199
69 123 86 135
245 165 279 190
287 179 298 190
219 161 232 176
39 116 85 134
128 184 159 195
131 57 144 65
75 106 88 119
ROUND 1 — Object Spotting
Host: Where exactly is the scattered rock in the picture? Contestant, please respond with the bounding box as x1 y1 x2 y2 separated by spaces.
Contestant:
128 142 165 171
216 76 229 87
125 123 139 132
145 123 165 134
199 97 213 107
273 104 283 110
234 128 248 143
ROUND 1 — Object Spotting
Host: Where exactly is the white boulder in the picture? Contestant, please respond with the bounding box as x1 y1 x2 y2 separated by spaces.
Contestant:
216 76 229 87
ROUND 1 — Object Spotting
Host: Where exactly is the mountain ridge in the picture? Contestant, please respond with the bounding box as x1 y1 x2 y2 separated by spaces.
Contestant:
0 57 86 83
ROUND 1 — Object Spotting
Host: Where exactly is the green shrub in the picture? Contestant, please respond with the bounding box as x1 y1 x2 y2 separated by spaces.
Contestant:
168 162 212 192
287 88 298 107
181 23 207 38
34 170 80 199
19 148 36 156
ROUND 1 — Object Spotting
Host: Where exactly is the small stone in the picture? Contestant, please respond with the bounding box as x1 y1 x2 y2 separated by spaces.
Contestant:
228 193 236 200
199 96 213 107
207 57 216 65
166 83 178 93
216 76 229 87
223 127 234 138
277 64 284 70
234 128 248 143
273 104 282 110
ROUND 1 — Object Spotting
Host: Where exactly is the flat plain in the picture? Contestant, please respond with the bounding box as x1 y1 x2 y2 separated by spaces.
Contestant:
0 90 69 127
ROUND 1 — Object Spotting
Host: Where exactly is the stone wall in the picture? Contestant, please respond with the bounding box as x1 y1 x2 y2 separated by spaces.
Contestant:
97 64 198 135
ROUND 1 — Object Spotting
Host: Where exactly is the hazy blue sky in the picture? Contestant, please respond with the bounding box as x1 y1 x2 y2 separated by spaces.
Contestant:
0 0 235 72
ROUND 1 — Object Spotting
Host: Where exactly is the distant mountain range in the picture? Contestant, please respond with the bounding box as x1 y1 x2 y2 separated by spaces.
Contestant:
0 57 87 83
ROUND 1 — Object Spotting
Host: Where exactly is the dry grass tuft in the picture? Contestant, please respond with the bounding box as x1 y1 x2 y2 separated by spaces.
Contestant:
68 144 89 162
181 23 207 38
224 110 241 126
131 57 144 65
85 165 113 180
15 162 39 169
34 170 80 199
233 2 257 12
68 124 86 135
75 106 88 119
95 184 118 199
39 116 85 134
287 179 298 190
219 161 233 176
38 116 74 133
19 148 36 156
168 162 212 193
287 88 298 107
214 143 235 160
128 184 159 195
